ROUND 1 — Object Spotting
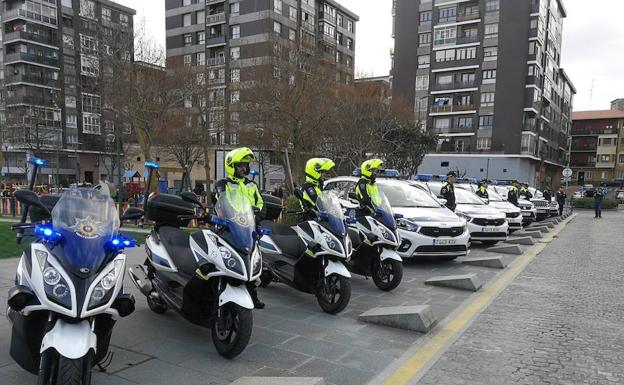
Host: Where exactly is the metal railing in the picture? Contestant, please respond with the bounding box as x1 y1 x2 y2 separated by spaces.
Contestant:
206 56 226 66
3 31 58 46
430 104 475 113
4 52 60 67
206 13 226 25
5 74 59 87
431 80 475 91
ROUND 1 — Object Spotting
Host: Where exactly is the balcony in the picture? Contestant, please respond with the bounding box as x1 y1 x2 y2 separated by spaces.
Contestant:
456 35 479 44
206 0 225 4
3 31 58 47
437 125 475 135
430 104 476 114
3 8 57 26
206 35 226 47
208 77 225 85
206 56 226 66
570 143 597 152
302 22 315 33
523 122 539 133
570 160 596 167
4 52 60 68
320 33 337 46
571 128 613 136
5 95 54 106
206 13 226 25
5 74 59 88
526 75 541 86
457 12 479 22
431 80 475 92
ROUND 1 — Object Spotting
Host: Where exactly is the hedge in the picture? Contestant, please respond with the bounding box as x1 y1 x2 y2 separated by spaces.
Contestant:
571 198 618 209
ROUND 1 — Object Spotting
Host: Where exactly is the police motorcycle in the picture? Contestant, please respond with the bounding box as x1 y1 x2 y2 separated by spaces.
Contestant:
129 162 265 358
259 190 353 314
7 157 139 385
343 191 403 291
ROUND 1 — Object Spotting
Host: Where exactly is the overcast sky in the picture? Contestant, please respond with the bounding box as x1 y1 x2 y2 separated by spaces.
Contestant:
116 0 623 112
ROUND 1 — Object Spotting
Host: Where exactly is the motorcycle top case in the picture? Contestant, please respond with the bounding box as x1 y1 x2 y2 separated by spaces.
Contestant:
146 193 195 227
261 194 283 221
29 194 60 222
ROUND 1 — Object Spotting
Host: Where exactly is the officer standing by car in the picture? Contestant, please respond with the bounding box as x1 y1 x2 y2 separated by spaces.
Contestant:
594 183 607 218
508 181 520 206
520 183 533 199
475 179 489 201
441 171 457 211
556 186 566 215
543 187 552 202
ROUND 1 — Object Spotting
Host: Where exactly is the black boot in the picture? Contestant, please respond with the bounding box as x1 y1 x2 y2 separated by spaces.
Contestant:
250 287 265 309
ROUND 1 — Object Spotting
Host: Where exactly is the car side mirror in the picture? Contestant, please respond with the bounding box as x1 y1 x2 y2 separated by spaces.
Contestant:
121 207 144 221
14 190 49 214
180 192 203 207
438 198 447 205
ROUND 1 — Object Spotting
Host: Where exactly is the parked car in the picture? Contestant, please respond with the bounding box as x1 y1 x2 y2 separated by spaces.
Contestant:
458 184 523 232
572 191 584 200
528 187 559 217
415 181 509 245
616 190 624 204
490 186 537 225
325 177 470 261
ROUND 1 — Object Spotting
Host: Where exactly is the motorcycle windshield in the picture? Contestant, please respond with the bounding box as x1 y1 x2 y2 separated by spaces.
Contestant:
215 186 255 252
372 191 396 230
52 187 120 273
316 191 346 237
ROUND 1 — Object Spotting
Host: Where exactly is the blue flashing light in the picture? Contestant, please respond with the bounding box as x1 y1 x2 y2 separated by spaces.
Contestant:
353 168 362 177
107 235 137 251
416 174 433 181
438 175 448 181
383 169 400 178
35 225 62 242
28 157 48 167
144 161 160 169
249 169 259 176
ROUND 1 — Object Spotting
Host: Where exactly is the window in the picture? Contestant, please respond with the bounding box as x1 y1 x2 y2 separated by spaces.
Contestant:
183 13 192 27
66 114 77 128
231 68 240 83
435 49 455 62
80 56 99 76
62 0 72 8
456 46 476 60
486 0 500 12
484 47 498 60
417 54 430 68
231 90 240 103
477 137 492 150
230 46 240 59
197 31 205 45
347 38 354 50
273 21 281 34
196 52 205 65
460 73 475 83
80 34 98 55
481 93 495 107
184 54 192 66
482 69 496 83
183 0 192 5
347 20 354 32
101 7 111 21
336 32 343 45
80 0 96 19
323 23 335 37
484 23 498 38
82 113 100 134
601 171 609 179
231 112 240 125
184 34 192 46
66 96 77 108
337 13 343 27
420 11 432 23
434 26 456 46
619 154 624 163
104 120 114 134
273 66 281 79
419 32 432 46
120 14 129 27
601 138 614 145
435 118 451 130
82 93 101 114
415 75 429 90
438 6 456 22
230 2 240 16
458 117 473 127
290 6 297 21
274 0 282 13
289 28 296 41
599 155 611 162
197 10 205 24
231 25 240 39
437 74 453 85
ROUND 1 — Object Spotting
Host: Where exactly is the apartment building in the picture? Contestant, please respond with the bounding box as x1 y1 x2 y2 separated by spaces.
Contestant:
392 0 575 187
165 0 358 147
0 0 135 185
570 109 624 186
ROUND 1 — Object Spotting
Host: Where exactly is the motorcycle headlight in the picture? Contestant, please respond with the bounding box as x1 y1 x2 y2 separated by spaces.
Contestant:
87 259 124 310
220 246 244 275
251 247 262 277
42 264 72 309
457 212 473 222
322 232 341 252
398 218 419 232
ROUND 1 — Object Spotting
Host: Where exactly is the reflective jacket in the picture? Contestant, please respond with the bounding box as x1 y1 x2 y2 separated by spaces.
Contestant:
508 186 519 206
476 185 489 200
355 178 381 213
441 182 456 211
215 178 263 211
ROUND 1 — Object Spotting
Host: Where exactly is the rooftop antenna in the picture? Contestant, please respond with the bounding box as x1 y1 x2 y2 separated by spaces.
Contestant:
589 78 595 108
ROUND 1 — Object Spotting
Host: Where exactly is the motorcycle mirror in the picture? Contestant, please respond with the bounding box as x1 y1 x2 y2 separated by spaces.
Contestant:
438 198 448 205
120 207 144 221
394 213 404 219
211 215 228 227
180 191 203 208
14 190 49 214
257 228 272 236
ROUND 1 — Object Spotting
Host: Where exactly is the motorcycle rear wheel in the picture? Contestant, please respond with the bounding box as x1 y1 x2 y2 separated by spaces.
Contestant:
212 304 253 359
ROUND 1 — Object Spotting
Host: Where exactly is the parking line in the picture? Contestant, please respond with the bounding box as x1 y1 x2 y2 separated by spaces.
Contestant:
379 215 575 385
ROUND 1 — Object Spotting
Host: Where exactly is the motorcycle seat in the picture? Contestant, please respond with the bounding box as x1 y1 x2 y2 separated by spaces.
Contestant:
261 221 306 258
158 226 197 276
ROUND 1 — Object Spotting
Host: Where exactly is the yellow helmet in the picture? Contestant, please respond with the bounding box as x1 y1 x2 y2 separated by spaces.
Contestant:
225 147 255 180
361 159 384 179
305 158 335 184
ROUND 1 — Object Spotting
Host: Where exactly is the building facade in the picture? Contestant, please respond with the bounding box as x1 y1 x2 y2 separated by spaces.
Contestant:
570 110 624 186
0 0 135 185
611 98 624 112
392 0 575 187
164 0 358 146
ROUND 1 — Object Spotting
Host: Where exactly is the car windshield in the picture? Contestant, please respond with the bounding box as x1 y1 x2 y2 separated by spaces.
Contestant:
486 188 504 202
316 191 346 237
371 189 396 229
379 183 441 208
215 186 255 252
52 186 120 272
455 188 487 205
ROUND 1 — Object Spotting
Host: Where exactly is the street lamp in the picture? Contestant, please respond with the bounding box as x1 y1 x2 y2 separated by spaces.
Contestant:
73 141 83 184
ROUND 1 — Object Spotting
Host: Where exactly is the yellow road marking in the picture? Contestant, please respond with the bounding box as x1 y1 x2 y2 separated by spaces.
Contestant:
381 216 574 385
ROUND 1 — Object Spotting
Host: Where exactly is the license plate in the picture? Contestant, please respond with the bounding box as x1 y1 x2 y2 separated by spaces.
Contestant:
522 212 532 217
481 227 499 232
434 238 457 246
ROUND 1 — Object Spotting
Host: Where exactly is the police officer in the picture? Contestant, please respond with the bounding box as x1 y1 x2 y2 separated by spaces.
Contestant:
556 186 566 216
441 171 457 211
215 147 265 309
543 187 552 202
475 179 489 201
300 158 335 214
508 181 520 206
520 183 533 199
355 159 384 214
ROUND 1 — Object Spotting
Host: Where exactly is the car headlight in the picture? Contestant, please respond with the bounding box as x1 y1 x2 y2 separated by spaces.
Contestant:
219 246 244 275
87 259 124 310
457 212 473 222
42 264 72 309
251 247 262 277
398 218 419 232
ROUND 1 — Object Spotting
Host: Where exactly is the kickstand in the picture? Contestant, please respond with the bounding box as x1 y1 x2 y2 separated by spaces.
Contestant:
97 351 114 372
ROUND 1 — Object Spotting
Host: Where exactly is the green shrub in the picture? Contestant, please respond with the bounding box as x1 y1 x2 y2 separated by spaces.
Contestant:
572 197 618 209
283 195 305 225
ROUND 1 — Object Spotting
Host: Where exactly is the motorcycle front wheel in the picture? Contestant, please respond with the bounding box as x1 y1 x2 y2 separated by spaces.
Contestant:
372 258 403 292
54 353 93 385
315 274 351 314
211 304 253 359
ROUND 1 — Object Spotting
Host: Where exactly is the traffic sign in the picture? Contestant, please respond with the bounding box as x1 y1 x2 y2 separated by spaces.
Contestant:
562 167 572 178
